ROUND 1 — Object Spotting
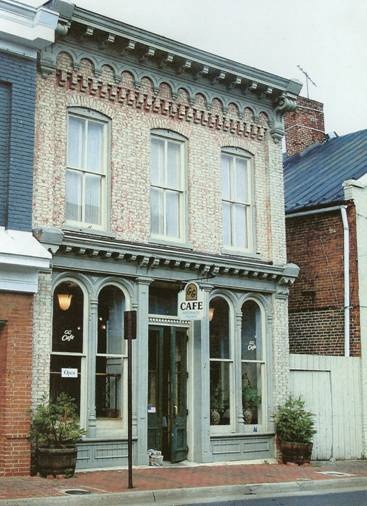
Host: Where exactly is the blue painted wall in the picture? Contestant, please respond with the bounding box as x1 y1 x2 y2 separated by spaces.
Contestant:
0 52 36 231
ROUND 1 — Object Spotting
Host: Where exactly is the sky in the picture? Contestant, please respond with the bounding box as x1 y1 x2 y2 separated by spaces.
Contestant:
26 0 367 136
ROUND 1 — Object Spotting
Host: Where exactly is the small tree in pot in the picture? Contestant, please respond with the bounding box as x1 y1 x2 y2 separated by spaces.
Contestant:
273 396 316 465
30 393 85 478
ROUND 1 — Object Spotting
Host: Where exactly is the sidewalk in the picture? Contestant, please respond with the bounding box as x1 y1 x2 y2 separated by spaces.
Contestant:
1 459 367 505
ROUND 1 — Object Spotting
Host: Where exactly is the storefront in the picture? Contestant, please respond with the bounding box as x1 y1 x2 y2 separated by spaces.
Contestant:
32 231 297 469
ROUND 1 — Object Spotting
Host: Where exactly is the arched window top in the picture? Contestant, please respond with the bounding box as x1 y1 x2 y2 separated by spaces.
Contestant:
151 128 187 142
210 296 230 359
241 299 262 361
52 280 84 354
97 285 125 355
68 106 111 122
221 146 254 159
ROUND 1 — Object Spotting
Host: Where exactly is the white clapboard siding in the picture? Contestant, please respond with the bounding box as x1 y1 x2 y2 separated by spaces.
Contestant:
290 354 363 460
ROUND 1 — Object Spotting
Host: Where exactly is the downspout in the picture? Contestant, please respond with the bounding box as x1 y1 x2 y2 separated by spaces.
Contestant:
286 204 350 357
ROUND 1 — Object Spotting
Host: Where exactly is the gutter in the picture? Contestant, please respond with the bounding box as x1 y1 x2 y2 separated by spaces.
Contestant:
286 205 350 357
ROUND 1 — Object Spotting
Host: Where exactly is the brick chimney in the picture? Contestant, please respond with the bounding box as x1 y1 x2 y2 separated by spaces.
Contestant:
284 96 326 157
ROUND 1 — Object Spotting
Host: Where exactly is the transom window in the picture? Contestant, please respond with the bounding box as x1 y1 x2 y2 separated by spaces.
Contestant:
150 133 185 241
66 110 108 228
221 150 253 251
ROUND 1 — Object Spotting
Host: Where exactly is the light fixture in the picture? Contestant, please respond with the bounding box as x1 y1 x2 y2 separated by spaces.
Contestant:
208 307 215 322
57 293 72 311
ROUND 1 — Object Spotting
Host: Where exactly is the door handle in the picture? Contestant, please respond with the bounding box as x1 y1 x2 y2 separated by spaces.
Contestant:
173 405 178 416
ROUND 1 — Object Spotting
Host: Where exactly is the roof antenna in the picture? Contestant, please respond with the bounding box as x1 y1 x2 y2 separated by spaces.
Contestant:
297 65 317 99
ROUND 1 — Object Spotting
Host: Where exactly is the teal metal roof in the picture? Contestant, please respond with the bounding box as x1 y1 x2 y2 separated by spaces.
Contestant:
284 129 367 213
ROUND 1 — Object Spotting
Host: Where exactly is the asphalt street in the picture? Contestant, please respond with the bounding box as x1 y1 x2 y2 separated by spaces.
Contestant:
182 490 367 506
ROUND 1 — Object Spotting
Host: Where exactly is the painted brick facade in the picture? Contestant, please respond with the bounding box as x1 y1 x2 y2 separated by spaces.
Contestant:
0 293 33 476
286 206 360 356
284 96 326 157
0 52 36 231
33 67 285 264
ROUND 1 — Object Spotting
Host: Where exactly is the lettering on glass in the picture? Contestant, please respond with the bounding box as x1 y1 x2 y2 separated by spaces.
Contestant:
61 329 75 342
61 368 78 378
247 340 256 351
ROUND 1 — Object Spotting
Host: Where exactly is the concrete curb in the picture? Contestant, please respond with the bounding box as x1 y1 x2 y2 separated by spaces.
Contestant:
2 477 367 505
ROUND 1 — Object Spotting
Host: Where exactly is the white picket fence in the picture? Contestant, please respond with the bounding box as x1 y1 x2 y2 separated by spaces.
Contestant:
289 354 363 460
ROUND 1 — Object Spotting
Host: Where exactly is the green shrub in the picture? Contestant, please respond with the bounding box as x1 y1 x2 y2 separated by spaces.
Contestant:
273 396 316 444
29 393 85 448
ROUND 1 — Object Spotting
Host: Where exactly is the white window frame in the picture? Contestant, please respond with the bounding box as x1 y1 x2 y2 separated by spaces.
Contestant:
221 148 255 253
65 108 110 230
241 298 267 433
209 295 235 434
150 130 186 244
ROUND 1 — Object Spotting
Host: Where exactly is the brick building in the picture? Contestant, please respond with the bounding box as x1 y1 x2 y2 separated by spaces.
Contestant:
284 96 367 459
28 1 302 471
0 0 57 476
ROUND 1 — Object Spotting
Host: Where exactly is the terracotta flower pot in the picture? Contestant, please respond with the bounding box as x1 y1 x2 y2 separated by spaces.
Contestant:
37 446 77 478
280 441 313 465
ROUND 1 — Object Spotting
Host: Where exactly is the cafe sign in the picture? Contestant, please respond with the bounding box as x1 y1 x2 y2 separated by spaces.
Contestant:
178 282 205 320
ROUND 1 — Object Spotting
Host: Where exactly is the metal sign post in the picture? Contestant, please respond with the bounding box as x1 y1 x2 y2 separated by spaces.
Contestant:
124 310 137 489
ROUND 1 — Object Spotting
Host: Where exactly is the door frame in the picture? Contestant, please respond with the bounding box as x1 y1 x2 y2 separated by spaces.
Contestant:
147 318 191 462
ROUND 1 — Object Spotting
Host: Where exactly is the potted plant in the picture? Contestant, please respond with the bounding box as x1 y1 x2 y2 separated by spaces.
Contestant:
242 384 261 424
273 396 316 465
29 393 85 478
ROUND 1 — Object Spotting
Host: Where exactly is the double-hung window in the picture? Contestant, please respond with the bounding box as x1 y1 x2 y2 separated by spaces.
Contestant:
221 149 253 251
66 110 108 228
150 132 185 242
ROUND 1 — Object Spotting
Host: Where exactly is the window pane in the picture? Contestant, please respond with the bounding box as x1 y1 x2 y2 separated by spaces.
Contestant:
87 121 103 173
242 362 262 425
234 204 247 249
68 116 84 168
222 202 231 246
96 356 122 419
166 190 179 238
221 155 231 200
50 355 81 415
167 141 180 188
149 283 179 316
241 300 262 360
151 137 164 185
151 187 163 234
210 297 230 359
52 282 83 353
98 286 125 355
235 158 248 203
85 174 101 225
65 170 82 221
210 361 230 425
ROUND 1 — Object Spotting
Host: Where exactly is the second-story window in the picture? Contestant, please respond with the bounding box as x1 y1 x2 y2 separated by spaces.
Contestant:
66 110 108 228
150 132 185 242
221 150 253 251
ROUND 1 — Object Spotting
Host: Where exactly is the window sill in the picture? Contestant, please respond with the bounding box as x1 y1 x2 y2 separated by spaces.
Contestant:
210 430 274 438
63 224 116 240
149 236 193 250
221 247 262 259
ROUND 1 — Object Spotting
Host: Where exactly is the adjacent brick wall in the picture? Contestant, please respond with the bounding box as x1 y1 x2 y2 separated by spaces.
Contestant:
286 205 360 356
0 293 34 476
284 96 326 157
0 52 36 231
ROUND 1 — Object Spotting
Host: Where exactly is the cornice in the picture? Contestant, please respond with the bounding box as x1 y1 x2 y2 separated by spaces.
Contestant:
36 228 298 287
43 1 301 142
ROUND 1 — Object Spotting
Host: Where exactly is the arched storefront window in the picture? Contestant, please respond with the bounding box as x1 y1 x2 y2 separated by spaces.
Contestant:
51 281 84 415
209 297 232 426
241 300 264 426
96 285 125 425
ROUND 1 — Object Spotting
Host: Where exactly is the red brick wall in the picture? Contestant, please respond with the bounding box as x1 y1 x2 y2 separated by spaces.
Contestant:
284 96 327 157
286 205 360 356
0 293 33 476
